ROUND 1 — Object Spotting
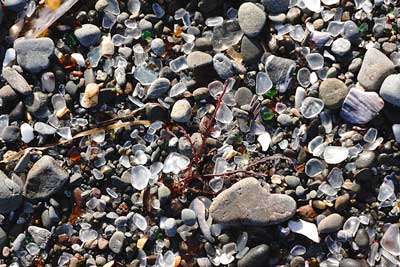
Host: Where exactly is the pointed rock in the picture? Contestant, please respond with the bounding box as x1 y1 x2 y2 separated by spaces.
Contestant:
23 155 69 200
0 170 22 213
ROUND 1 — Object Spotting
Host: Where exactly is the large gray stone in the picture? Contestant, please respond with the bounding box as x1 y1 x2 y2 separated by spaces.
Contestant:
0 170 22 213
209 177 296 226
146 78 170 99
318 213 343 234
238 3 266 37
23 155 69 200
2 67 31 95
357 48 395 91
380 74 400 107
14 38 54 73
109 231 125 254
265 55 296 93
319 78 349 109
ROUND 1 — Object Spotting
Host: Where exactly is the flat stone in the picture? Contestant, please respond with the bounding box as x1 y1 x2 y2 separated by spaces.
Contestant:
209 177 296 226
74 24 101 47
331 38 351 56
317 213 343 233
380 74 400 107
23 155 69 200
238 3 266 37
171 99 192 123
235 87 253 107
0 170 22 213
319 78 349 109
2 67 32 95
241 36 263 65
14 38 54 73
147 78 170 99
237 244 270 267
357 48 395 91
340 87 384 125
109 231 125 254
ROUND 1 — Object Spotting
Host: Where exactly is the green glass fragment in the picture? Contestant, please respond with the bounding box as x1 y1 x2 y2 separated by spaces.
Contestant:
265 88 277 98
261 107 274 121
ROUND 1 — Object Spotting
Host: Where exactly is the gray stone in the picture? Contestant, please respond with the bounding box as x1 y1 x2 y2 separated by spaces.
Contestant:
287 7 301 23
150 38 166 56
235 87 253 107
194 37 213 51
187 51 213 78
14 38 54 73
213 53 235 79
348 58 362 73
109 231 125 254
355 151 375 168
23 155 69 200
357 48 395 91
380 74 400 107
261 0 290 14
237 244 270 267
319 78 349 109
171 99 192 123
290 256 305 267
241 36 263 65
138 19 152 31
193 87 209 101
354 229 369 247
0 85 18 112
2 0 27 12
317 213 343 233
265 55 296 93
331 38 351 56
238 3 266 37
284 176 301 189
1 126 20 143
277 114 293 126
181 209 197 226
2 67 31 95
147 78 170 99
209 177 296 226
340 88 384 125
74 24 101 47
23 92 49 119
0 170 22 213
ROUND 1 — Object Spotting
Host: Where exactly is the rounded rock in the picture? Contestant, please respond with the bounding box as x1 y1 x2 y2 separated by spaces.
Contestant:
238 3 266 37
181 209 197 226
380 74 400 107
318 213 343 234
147 78 171 99
74 24 101 47
331 38 352 56
171 99 192 123
237 244 270 267
319 78 349 109
151 38 166 56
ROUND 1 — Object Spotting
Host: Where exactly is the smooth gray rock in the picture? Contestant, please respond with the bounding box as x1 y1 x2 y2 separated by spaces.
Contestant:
171 99 192 123
188 51 213 69
1 126 20 143
355 151 375 168
380 74 400 107
147 78 170 99
354 229 369 247
209 177 296 226
74 24 101 47
235 87 253 107
241 36 263 65
2 67 31 95
340 88 384 124
261 0 290 13
237 244 270 267
357 48 395 91
23 155 69 200
318 213 343 233
109 231 125 254
14 38 54 73
285 176 301 188
319 78 349 109
238 3 266 37
181 209 197 226
0 170 22 213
